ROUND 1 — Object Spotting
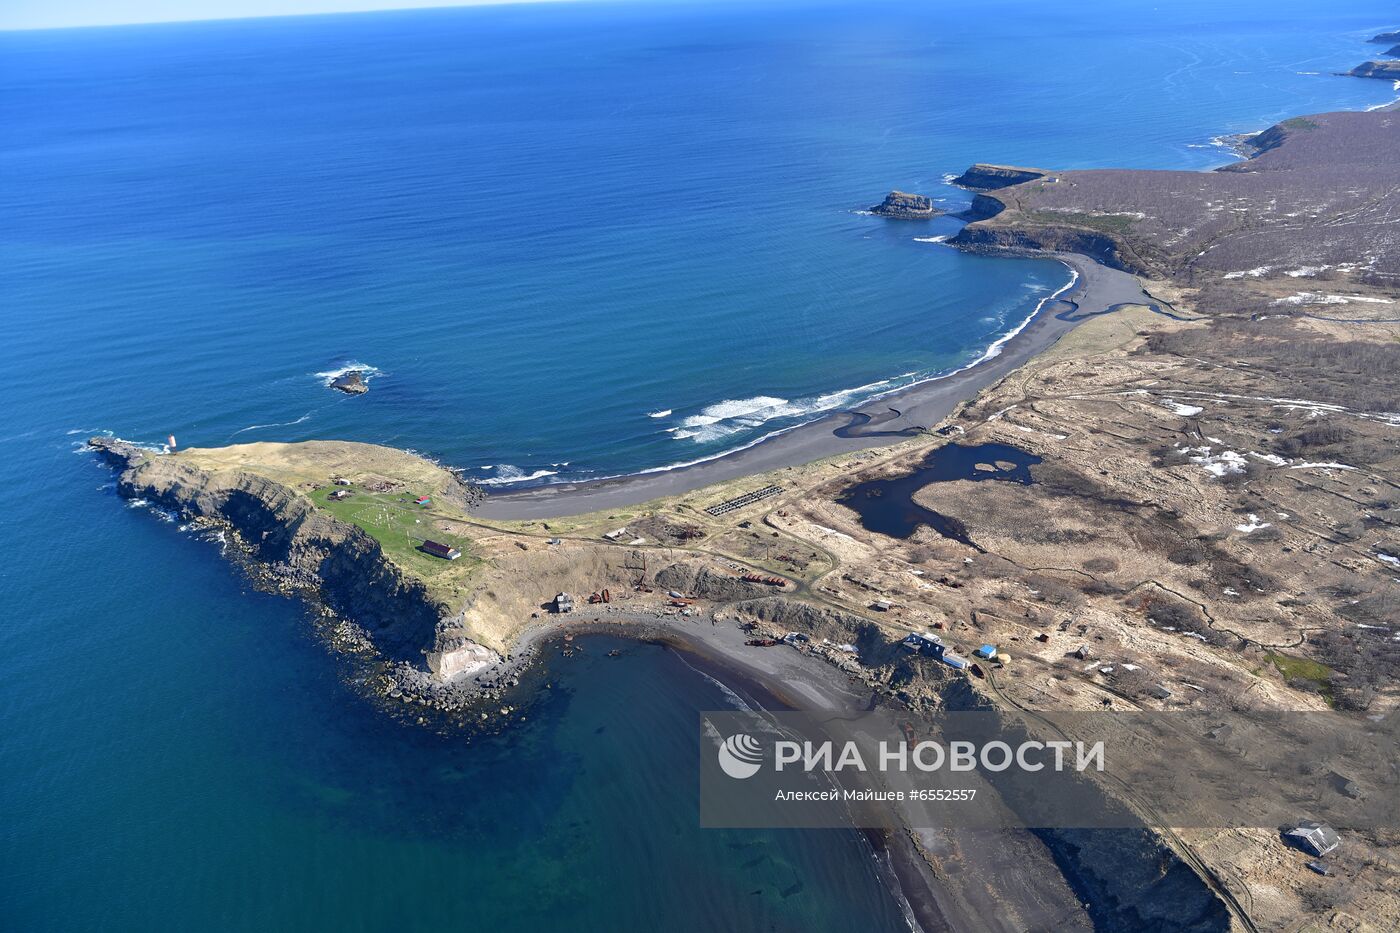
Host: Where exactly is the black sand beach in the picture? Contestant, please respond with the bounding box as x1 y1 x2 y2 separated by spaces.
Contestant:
548 608 1095 932
478 254 1159 520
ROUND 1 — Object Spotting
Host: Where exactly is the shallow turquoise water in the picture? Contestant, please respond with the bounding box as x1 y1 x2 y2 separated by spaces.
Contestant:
1 2 1396 930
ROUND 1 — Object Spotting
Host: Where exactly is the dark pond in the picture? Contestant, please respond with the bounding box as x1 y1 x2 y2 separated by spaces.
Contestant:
836 443 1042 546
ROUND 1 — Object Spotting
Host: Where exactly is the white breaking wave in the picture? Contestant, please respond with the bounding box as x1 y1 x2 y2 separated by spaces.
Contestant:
666 383 897 445
649 261 1076 452
314 361 383 386
648 409 672 418
488 263 1083 487
961 261 1079 369
668 395 796 443
477 465 560 486
913 235 948 243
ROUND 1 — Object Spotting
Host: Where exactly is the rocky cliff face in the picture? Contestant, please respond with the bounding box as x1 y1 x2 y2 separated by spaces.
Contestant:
935 677 1231 932
1348 60 1400 79
653 564 779 602
729 592 1231 931
870 190 940 219
947 108 1400 285
950 164 1047 191
88 437 480 671
950 213 1135 272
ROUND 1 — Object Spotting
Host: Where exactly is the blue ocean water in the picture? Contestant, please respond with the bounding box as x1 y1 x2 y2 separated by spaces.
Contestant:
2 2 1397 930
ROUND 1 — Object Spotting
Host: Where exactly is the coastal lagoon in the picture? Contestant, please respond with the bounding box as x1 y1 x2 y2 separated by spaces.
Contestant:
3 1 1399 929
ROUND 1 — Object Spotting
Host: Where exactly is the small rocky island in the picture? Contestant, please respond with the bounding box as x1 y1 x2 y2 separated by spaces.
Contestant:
329 370 369 394
870 190 940 219
1369 29 1400 43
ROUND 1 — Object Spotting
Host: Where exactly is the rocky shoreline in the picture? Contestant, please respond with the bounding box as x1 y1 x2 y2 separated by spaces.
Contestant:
87 436 527 718
89 429 1240 930
1346 60 1400 80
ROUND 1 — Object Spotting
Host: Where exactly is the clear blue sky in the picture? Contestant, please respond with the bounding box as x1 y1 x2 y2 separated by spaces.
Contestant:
0 0 586 31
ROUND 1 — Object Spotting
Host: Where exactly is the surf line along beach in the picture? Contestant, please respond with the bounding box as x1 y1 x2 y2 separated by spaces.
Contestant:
477 254 1160 520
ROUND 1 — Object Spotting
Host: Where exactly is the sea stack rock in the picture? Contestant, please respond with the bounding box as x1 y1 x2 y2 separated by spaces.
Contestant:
870 190 940 219
1347 61 1400 80
330 370 369 394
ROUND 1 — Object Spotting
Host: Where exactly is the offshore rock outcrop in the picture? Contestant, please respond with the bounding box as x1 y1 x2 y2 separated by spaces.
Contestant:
87 437 487 673
870 190 940 219
329 370 369 394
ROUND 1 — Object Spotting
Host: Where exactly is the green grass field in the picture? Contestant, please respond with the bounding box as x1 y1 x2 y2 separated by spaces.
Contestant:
1266 651 1334 705
314 487 480 594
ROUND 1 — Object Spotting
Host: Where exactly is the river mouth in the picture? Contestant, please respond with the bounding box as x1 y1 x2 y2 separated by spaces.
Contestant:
836 443 1042 545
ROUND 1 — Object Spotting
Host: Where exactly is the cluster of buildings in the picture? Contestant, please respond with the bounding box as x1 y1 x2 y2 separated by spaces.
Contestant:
901 631 970 671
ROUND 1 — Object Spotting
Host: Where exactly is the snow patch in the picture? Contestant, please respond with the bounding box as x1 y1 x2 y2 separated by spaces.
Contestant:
1161 400 1204 417
1275 292 1395 306
1181 445 1248 477
1235 514 1271 533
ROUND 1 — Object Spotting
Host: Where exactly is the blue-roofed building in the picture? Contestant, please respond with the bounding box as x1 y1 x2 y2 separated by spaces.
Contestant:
975 644 998 660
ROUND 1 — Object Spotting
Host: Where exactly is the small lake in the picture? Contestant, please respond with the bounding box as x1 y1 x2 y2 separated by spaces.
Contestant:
836 443 1041 545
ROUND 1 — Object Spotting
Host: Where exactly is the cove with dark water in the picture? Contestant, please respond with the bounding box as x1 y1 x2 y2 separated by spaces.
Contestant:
4 1 1399 929
837 443 1042 545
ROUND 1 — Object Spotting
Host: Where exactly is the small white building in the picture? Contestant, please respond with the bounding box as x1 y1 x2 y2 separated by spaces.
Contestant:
1284 821 1340 857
